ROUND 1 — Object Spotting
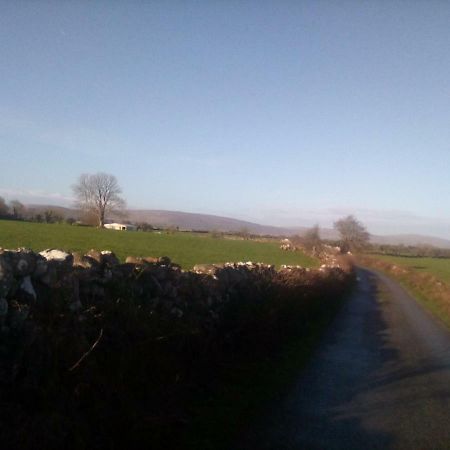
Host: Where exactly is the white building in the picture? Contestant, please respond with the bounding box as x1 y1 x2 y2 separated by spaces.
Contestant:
104 223 137 231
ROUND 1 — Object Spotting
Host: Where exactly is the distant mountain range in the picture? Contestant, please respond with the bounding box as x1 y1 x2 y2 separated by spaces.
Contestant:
127 209 298 235
26 204 450 249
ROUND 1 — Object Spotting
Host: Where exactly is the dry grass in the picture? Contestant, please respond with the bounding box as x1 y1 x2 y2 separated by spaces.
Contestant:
370 254 450 284
358 255 450 328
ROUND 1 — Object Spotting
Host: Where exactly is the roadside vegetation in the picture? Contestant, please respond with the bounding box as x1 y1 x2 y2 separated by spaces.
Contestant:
369 254 450 284
0 220 318 269
359 254 450 328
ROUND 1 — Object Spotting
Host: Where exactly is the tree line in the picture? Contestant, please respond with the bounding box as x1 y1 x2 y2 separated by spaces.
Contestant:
0 196 75 224
292 215 371 255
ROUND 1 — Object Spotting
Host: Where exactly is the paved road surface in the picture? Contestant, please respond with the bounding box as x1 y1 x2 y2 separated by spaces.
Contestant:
237 268 450 449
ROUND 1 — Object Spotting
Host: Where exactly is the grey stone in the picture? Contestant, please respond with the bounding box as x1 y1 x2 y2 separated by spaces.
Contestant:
20 276 37 300
39 249 73 264
0 297 8 317
33 257 48 278
101 251 120 266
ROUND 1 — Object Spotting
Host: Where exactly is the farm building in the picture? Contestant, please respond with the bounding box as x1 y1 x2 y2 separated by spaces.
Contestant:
104 223 137 231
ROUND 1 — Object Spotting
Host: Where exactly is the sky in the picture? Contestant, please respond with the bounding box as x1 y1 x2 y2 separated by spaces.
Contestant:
1 1 449 238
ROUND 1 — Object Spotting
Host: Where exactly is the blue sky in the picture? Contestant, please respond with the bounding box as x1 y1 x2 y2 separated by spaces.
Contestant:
1 1 449 237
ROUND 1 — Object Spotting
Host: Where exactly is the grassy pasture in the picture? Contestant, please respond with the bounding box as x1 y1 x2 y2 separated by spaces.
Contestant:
0 220 318 269
373 254 450 284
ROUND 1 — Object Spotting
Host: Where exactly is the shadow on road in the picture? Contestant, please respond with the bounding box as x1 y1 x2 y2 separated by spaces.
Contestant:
236 268 450 449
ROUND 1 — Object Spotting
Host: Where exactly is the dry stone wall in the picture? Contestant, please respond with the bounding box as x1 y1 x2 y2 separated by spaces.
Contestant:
0 246 353 449
0 247 350 334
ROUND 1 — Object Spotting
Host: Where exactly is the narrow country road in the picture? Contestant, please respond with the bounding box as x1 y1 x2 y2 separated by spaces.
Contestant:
237 268 450 450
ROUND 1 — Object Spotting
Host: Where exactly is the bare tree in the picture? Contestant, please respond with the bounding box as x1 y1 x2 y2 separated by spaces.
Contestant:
334 215 370 252
43 209 64 224
72 173 126 228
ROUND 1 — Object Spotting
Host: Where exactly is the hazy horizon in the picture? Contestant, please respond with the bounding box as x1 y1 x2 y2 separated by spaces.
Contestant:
1 190 450 240
1 2 449 239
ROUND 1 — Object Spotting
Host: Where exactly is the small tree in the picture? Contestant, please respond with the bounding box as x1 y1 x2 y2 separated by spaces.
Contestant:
44 210 55 223
72 173 126 228
136 222 153 232
238 227 250 240
334 215 370 252
45 210 63 223
302 224 322 255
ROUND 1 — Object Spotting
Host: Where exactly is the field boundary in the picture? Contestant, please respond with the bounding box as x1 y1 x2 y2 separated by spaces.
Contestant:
0 247 354 449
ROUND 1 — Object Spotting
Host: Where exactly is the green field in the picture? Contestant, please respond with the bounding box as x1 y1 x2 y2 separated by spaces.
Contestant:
0 220 318 269
372 254 450 284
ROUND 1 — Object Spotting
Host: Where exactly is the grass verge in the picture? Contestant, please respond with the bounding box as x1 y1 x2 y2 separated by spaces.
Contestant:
366 254 450 284
358 255 450 329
